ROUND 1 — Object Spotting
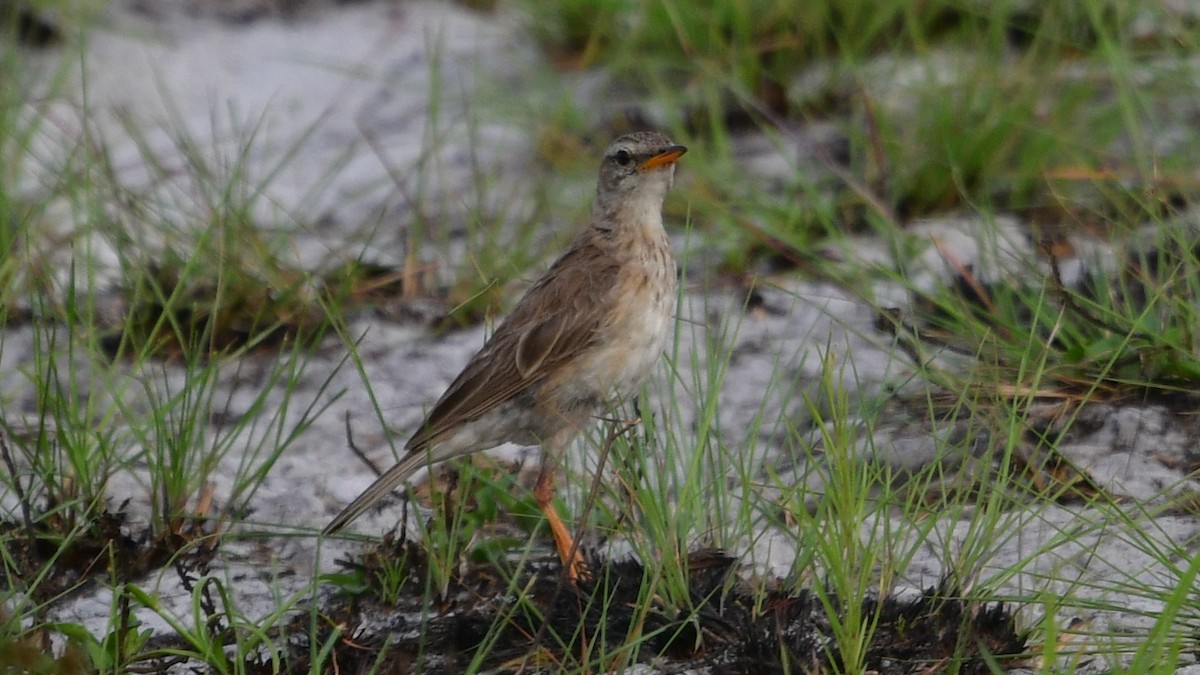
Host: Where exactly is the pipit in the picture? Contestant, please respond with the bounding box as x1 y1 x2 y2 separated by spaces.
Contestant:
324 131 687 580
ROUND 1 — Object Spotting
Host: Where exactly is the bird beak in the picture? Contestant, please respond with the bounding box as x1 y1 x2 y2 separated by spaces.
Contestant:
637 144 688 172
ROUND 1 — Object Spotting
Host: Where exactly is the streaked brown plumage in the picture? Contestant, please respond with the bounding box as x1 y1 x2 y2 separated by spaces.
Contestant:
324 132 686 579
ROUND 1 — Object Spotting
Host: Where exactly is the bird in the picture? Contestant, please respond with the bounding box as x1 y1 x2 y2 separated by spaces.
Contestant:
323 131 687 581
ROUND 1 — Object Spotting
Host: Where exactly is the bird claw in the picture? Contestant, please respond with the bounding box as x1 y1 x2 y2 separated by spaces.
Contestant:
564 550 592 584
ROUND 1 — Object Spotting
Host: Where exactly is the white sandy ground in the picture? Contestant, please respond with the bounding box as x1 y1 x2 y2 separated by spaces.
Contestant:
4 2 1200 671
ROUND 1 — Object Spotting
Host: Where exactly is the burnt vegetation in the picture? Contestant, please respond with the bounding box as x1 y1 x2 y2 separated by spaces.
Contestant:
281 542 1027 674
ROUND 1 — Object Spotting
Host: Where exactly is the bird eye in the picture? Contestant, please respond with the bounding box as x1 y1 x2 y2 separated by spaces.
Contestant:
613 149 633 167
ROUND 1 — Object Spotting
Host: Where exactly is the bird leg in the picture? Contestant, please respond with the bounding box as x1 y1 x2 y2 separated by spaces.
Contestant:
534 459 586 582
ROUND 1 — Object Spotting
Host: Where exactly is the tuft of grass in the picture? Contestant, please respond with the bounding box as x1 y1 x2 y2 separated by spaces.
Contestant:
0 17 355 672
882 208 1200 403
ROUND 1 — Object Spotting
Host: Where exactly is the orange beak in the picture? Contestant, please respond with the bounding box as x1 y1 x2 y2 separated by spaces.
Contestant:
637 144 688 172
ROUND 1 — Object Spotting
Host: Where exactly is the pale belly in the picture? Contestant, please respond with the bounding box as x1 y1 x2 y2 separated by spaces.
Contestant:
595 295 674 399
570 259 677 403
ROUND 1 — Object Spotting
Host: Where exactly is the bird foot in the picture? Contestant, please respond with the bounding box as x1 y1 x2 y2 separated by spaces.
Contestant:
563 548 592 584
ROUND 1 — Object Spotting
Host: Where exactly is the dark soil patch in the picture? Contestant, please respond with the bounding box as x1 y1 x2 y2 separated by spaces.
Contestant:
276 540 1028 674
0 505 218 603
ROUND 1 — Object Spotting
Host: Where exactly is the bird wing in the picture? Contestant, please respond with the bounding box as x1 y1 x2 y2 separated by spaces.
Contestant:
406 241 619 452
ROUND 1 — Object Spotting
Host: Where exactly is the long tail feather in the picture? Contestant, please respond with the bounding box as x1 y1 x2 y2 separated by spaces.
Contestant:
322 451 431 535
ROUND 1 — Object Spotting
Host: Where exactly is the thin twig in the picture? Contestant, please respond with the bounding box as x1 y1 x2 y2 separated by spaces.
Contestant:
344 410 382 477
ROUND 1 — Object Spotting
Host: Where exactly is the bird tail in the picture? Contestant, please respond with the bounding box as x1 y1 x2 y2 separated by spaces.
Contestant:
322 450 433 535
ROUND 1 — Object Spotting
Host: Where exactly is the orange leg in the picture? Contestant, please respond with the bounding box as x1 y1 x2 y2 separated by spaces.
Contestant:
534 462 586 582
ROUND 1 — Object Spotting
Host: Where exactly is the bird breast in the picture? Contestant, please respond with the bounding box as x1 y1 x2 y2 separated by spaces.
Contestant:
586 229 677 401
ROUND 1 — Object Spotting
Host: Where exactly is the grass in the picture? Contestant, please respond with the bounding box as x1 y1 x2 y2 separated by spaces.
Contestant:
3 0 1200 672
